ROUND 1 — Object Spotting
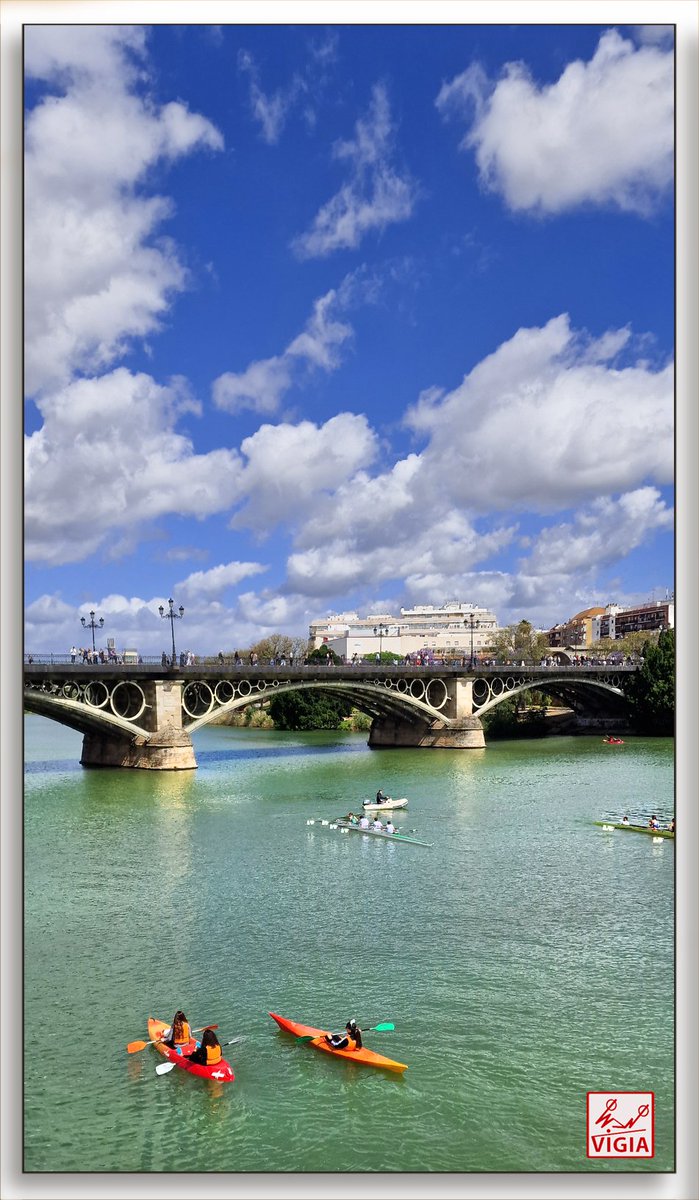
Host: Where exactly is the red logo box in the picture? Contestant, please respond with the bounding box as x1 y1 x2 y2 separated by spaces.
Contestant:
587 1092 655 1158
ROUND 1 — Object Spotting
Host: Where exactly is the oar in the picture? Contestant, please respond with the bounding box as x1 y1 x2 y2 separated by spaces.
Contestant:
296 1021 395 1043
126 1024 218 1054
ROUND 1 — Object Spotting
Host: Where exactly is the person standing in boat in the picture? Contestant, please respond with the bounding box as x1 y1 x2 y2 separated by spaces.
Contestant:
185 1027 223 1067
161 1010 191 1050
324 1021 362 1051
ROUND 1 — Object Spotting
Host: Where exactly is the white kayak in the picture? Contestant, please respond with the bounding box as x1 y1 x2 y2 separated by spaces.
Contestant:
361 797 408 812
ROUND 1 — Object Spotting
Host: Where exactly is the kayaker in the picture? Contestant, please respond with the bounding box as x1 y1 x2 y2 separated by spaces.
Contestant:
376 788 389 803
324 1020 363 1051
185 1027 223 1067
385 819 396 834
161 1010 191 1050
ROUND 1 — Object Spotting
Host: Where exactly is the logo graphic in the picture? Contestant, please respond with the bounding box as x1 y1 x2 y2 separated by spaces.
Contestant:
587 1092 654 1158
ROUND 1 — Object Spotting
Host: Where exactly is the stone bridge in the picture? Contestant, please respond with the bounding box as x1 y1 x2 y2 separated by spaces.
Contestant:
23 662 636 769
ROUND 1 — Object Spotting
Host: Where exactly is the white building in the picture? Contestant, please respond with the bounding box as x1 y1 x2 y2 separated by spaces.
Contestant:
309 601 499 660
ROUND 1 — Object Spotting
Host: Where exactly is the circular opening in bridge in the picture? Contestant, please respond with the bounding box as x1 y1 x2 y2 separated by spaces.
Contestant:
215 680 235 704
611 674 620 688
182 681 214 719
409 678 426 700
238 679 252 696
425 678 448 710
61 682 83 701
396 678 408 693
505 676 515 690
383 678 394 688
472 678 489 703
252 679 266 692
110 681 146 721
84 680 110 708
491 677 504 696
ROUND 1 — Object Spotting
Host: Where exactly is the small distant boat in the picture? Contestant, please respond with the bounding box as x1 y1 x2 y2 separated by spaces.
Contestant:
362 796 408 812
593 821 674 839
603 736 625 745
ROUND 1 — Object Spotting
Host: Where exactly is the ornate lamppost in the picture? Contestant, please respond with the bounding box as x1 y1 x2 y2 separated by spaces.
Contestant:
373 623 387 660
159 598 184 667
80 609 104 653
464 613 481 670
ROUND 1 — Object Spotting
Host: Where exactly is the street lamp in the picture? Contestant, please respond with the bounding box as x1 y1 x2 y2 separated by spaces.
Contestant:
373 623 387 660
464 613 481 670
159 598 184 667
80 609 104 653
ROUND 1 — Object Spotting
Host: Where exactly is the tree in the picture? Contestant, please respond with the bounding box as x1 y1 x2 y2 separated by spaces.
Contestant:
624 628 674 734
268 690 352 730
485 621 548 662
249 634 304 662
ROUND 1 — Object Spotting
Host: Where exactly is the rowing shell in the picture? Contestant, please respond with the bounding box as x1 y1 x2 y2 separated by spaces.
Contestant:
593 821 674 839
332 819 431 847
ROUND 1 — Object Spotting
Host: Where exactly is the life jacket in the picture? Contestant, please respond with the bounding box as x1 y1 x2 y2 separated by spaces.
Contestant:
345 1034 358 1051
205 1043 222 1066
174 1022 191 1045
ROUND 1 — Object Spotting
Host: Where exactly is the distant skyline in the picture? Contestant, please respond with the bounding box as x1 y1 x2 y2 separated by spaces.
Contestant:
24 19 675 656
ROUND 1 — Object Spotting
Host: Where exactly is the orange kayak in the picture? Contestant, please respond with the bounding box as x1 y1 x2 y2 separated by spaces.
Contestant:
269 1011 407 1073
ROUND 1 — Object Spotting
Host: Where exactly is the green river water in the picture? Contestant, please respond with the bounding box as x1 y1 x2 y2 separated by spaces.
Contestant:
23 716 674 1176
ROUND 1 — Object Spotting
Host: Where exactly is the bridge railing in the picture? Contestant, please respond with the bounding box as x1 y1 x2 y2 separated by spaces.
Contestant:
24 656 640 672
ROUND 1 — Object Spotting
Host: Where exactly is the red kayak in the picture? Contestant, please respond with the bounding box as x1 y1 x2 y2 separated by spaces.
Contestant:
147 1018 235 1083
269 1012 407 1073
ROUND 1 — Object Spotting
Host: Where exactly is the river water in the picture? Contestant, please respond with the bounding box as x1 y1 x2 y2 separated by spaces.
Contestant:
23 716 674 1176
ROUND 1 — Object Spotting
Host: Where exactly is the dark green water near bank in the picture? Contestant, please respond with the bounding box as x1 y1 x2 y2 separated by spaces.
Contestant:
24 717 674 1174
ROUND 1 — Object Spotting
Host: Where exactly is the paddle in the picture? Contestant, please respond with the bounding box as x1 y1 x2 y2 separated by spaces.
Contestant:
296 1022 395 1043
127 1024 218 1054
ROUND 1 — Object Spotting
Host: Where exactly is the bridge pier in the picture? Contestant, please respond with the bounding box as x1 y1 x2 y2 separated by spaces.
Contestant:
80 730 196 770
368 715 485 750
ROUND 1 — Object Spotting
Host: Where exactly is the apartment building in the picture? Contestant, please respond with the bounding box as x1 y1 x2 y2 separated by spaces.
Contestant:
592 600 674 640
309 601 499 660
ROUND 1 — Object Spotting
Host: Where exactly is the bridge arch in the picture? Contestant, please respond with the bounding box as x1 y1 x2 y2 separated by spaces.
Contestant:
183 678 454 734
470 673 628 717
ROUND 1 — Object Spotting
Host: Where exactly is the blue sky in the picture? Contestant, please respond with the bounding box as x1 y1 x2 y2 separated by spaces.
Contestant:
23 18 675 656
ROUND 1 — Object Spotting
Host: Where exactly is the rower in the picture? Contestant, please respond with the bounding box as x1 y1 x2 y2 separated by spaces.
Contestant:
372 816 383 831
358 814 370 828
385 820 396 835
648 814 660 830
621 815 630 825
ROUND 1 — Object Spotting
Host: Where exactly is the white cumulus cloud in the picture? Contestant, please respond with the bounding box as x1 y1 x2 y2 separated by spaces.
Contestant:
25 370 244 565
436 29 673 215
25 25 223 396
